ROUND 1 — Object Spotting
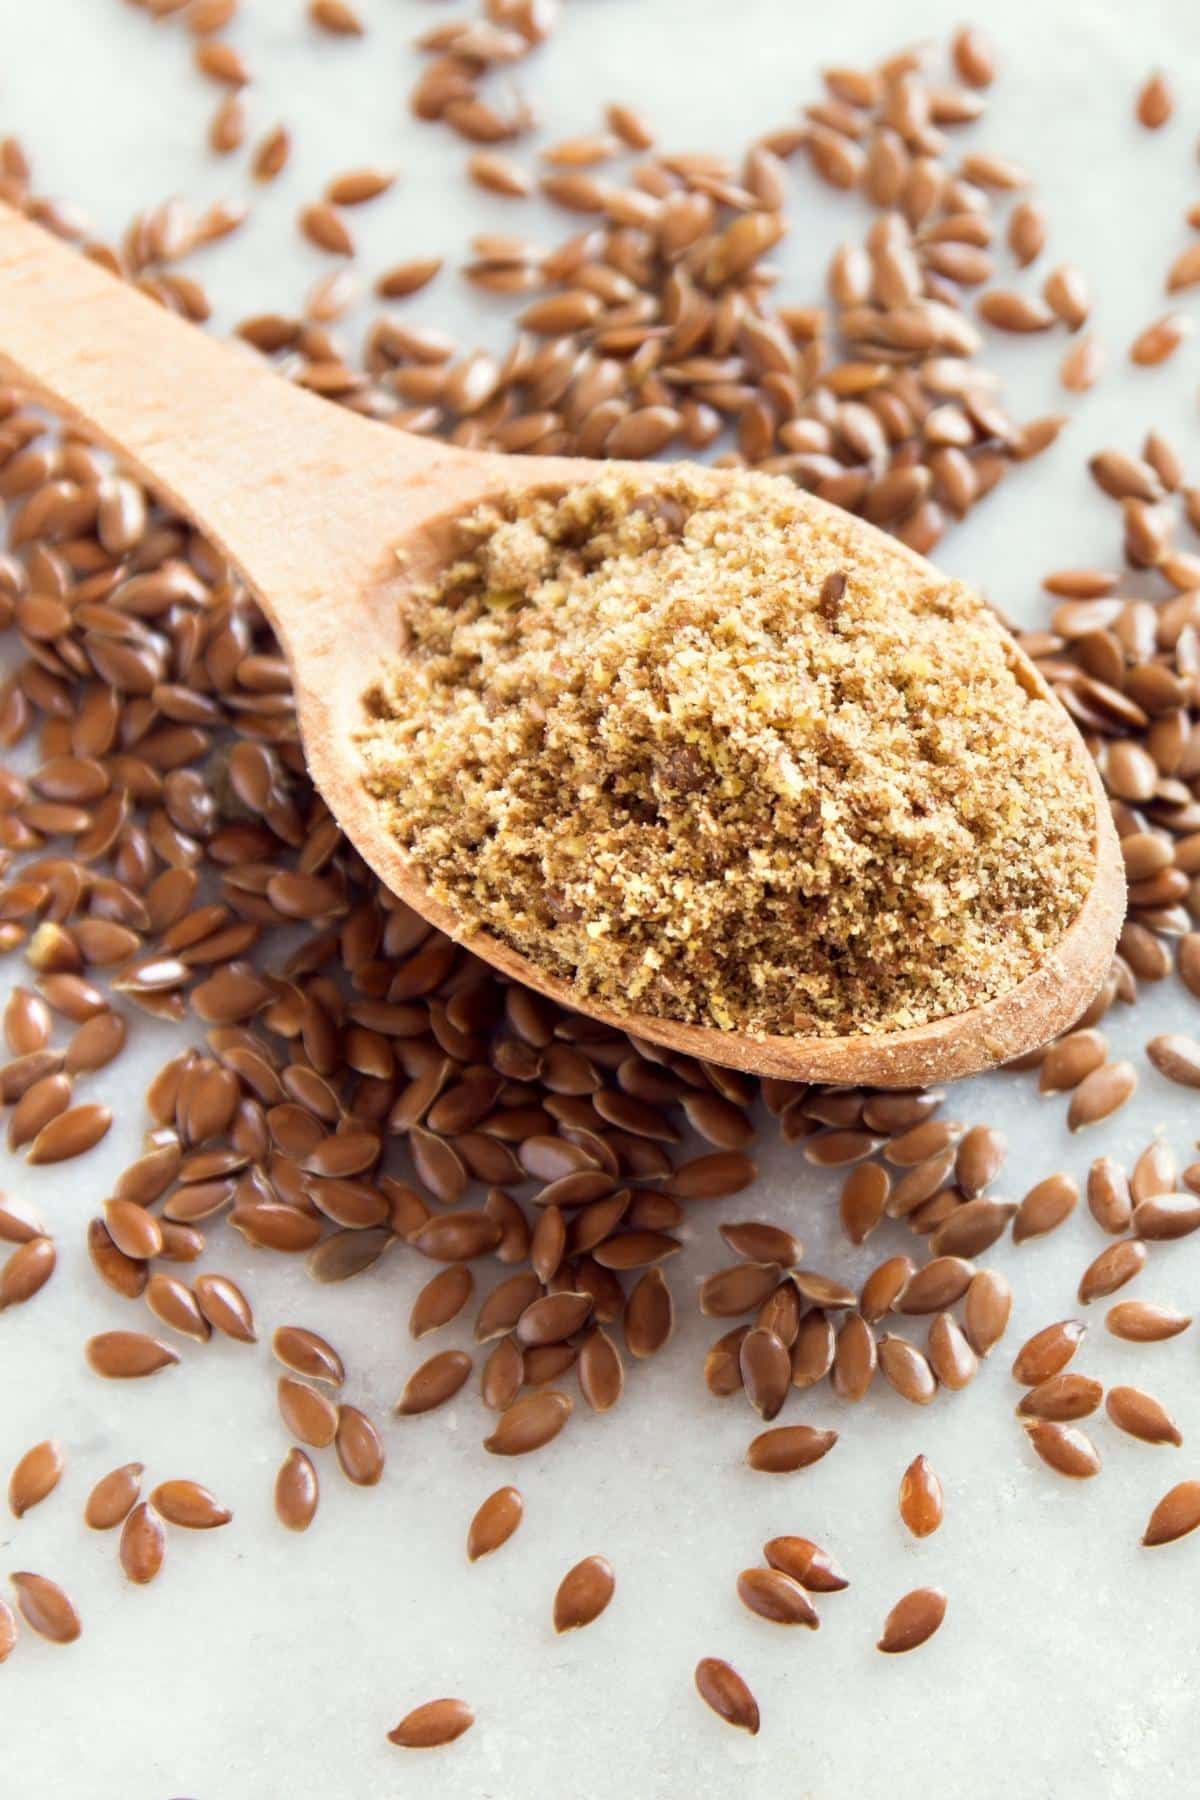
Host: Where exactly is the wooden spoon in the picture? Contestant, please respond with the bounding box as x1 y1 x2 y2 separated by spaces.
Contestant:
0 205 1123 1085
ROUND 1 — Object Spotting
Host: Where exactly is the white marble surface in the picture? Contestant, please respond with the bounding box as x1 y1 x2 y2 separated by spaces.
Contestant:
2 1 1200 1795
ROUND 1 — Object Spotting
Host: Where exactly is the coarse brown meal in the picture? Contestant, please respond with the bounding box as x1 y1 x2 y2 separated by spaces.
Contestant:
361 468 1094 1037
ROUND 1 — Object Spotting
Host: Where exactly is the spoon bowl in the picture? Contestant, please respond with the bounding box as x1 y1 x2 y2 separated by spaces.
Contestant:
0 204 1124 1084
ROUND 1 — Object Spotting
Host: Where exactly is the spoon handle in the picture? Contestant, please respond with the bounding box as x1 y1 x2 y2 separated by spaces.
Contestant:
0 202 460 611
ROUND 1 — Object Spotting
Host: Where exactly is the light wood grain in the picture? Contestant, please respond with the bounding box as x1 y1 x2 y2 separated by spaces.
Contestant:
0 203 1124 1083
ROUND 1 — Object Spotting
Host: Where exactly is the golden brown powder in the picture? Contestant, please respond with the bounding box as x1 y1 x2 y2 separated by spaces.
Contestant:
360 469 1094 1037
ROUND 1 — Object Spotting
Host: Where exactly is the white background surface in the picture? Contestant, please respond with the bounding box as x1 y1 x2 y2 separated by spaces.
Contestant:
2 2 1200 1796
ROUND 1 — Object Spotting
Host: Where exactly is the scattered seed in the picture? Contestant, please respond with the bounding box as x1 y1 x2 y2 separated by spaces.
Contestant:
467 1485 524 1561
1106 1385 1181 1446
151 1480 232 1529
9 1439 65 1518
275 1447 319 1532
85 1331 179 1380
877 1586 946 1654
1024 1420 1101 1479
483 1389 572 1455
278 1375 339 1445
387 1698 475 1750
1143 1480 1200 1546
1012 1319 1086 1386
9 1571 81 1644
737 1565 819 1628
334 1406 386 1486
1106 1301 1191 1342
1136 71 1173 129
272 1324 345 1386
1017 1372 1103 1422
898 1454 943 1537
1078 1238 1147 1304
694 1657 760 1733
84 1463 144 1531
746 1424 837 1473
554 1554 615 1631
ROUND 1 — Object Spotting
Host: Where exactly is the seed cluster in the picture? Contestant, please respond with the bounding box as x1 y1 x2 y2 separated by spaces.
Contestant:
2 2 1200 1758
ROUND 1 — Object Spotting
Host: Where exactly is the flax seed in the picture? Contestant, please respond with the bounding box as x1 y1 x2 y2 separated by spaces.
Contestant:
275 1447 319 1532
84 1463 143 1532
8 1439 64 1518
694 1658 759 1735
1136 71 1173 129
554 1554 615 1631
1106 1300 1191 1342
1143 1480 1200 1546
151 1480 232 1528
1106 1385 1181 1446
877 1586 946 1654
746 1423 837 1473
1012 1319 1085 1386
467 1485 523 1561
9 1571 81 1644
85 1330 179 1379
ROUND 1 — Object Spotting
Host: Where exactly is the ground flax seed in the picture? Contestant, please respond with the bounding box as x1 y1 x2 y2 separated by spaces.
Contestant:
361 467 1093 1037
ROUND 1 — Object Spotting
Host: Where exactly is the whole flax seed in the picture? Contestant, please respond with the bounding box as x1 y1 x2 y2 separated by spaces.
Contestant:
361 471 1093 1039
1142 1481 1200 1546
898 1454 943 1537
275 1448 319 1532
553 1554 615 1631
84 1463 144 1532
387 1698 475 1751
8 1439 65 1518
9 1571 81 1644
467 1485 523 1561
694 1657 760 1734
877 1586 946 1654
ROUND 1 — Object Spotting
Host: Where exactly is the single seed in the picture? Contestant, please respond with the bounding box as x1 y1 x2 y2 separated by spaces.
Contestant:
896 1255 975 1313
1013 1173 1078 1242
483 1389 573 1455
1017 1373 1103 1422
1 1236 57 1309
746 1423 837 1473
1067 1061 1137 1130
736 1566 819 1628
1024 1420 1101 1479
1129 314 1191 367
1106 1301 1191 1342
1078 1238 1147 1304
387 1699 474 1750
275 1447 319 1531
694 1657 759 1734
1087 1157 1132 1234
151 1480 232 1529
272 1324 345 1385
467 1485 524 1561
1012 1319 1086 1386
898 1454 943 1537
26 1101 111 1164
85 1331 179 1379
554 1554 615 1631
84 1463 143 1531
1106 1385 1181 1447
877 1587 946 1654
9 1571 81 1644
194 1273 257 1342
278 1375 339 1446
763 1534 848 1591
120 1503 166 1585
927 1311 978 1390
9 1439 65 1518
1136 70 1173 128
1143 1480 1200 1546
334 1406 386 1486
